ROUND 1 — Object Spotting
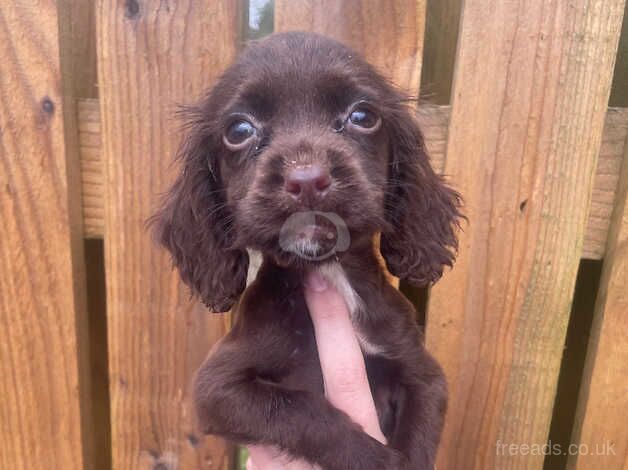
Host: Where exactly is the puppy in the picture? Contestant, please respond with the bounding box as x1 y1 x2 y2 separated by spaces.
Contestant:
152 32 461 470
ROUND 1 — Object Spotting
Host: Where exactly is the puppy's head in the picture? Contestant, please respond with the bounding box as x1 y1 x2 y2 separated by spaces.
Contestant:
152 32 461 312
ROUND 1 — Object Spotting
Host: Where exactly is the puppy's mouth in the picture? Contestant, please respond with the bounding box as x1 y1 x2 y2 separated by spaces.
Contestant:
278 211 350 261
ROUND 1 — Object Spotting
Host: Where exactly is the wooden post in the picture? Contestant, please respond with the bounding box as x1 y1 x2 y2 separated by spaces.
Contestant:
275 0 426 96
0 2 91 468
568 137 628 470
427 1 626 468
96 1 240 468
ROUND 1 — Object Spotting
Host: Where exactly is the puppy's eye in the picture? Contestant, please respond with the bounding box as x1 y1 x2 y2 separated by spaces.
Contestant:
347 104 381 133
224 120 256 149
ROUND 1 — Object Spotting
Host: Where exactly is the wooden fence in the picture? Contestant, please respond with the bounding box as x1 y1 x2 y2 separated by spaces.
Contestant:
1 1 627 469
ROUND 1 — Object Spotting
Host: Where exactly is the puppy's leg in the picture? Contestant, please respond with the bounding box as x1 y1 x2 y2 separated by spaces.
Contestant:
388 351 447 470
195 335 409 470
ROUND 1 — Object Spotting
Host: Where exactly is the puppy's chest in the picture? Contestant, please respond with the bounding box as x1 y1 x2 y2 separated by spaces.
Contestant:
317 263 385 356
278 263 385 371
277 315 383 394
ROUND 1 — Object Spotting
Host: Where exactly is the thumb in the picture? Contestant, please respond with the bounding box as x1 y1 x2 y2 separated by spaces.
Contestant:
304 270 386 444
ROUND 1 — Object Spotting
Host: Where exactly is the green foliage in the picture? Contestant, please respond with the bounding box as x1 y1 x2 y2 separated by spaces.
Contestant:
236 446 249 470
247 0 274 40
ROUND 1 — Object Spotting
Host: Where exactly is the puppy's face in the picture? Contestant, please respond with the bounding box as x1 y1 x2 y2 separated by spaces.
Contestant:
216 40 394 264
153 32 461 311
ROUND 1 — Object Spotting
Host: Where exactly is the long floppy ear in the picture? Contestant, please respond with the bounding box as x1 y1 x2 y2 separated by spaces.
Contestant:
381 105 462 286
150 110 249 312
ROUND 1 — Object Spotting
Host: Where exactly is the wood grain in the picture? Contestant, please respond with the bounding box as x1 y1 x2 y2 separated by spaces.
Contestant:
78 99 104 239
426 1 625 469
568 137 628 470
275 0 426 95
583 107 628 259
96 1 240 468
0 2 90 468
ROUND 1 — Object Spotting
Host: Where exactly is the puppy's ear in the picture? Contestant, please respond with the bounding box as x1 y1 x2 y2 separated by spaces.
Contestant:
381 105 462 286
150 108 248 312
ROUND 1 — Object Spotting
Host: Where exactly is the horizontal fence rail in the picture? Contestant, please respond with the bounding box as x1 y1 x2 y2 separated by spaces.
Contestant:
77 98 628 260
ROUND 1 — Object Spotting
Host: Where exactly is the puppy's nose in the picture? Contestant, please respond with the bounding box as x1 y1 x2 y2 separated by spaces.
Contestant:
285 164 331 202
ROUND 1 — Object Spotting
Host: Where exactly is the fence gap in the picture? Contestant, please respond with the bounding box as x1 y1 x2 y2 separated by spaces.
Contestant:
399 282 429 328
58 1 106 467
83 239 113 470
420 0 462 104
407 0 462 320
57 1 103 467
544 260 603 470
609 5 628 107
246 0 275 40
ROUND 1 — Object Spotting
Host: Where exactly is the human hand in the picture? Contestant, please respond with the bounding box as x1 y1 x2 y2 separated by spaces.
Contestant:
246 270 386 470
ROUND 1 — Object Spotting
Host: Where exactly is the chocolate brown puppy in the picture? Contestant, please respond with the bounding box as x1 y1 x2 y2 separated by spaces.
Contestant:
151 32 462 470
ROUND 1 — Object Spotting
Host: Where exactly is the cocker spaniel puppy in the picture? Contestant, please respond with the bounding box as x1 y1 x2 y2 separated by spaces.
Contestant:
152 32 461 470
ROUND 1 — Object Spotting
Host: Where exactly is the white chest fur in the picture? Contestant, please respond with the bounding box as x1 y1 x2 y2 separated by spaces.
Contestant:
316 262 384 356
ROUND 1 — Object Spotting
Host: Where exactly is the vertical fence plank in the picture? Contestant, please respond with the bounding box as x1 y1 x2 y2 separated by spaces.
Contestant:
96 1 240 468
427 1 625 469
568 138 628 470
275 0 426 96
0 2 90 469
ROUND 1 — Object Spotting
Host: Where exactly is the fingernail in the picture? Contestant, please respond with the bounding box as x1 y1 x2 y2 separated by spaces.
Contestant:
305 270 328 292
